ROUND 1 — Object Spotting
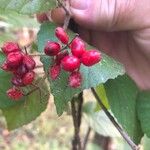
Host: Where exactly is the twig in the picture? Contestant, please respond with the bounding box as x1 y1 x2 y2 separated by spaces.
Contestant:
83 127 91 150
23 86 38 96
29 53 46 57
91 87 140 150
71 92 83 150
61 34 79 50
57 0 72 30
57 0 69 16
71 99 79 150
77 92 83 128
35 65 43 68
24 46 28 55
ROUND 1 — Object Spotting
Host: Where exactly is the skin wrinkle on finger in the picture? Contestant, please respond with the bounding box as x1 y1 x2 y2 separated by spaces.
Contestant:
70 0 150 31
95 0 137 31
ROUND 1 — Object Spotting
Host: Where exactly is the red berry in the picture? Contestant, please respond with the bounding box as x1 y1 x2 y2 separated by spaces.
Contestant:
6 52 23 69
23 55 36 70
44 41 61 56
70 37 86 58
1 42 21 55
61 55 80 72
11 76 24 87
22 71 35 85
49 65 61 80
55 27 69 44
68 72 82 88
1 61 12 72
81 50 101 66
7 87 23 100
14 64 28 77
36 13 49 23
55 50 69 65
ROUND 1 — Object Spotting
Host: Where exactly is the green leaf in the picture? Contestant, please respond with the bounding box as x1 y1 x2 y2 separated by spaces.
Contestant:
137 91 150 138
0 11 39 28
95 84 109 111
2 79 49 130
0 0 56 14
142 135 150 150
104 75 143 144
83 102 121 137
37 22 125 115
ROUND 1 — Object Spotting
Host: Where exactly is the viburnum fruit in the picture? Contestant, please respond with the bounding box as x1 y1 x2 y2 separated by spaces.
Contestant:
22 71 35 85
44 41 61 56
36 13 49 23
23 55 36 70
1 42 21 55
6 52 23 68
42 27 102 88
68 71 82 88
81 50 101 66
1 41 38 100
15 64 28 77
55 50 69 65
11 76 24 87
7 87 23 100
1 61 12 72
55 27 69 44
49 65 61 80
61 55 80 72
70 37 86 58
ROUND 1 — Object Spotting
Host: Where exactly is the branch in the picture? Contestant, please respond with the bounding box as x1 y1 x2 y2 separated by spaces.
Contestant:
29 53 46 57
82 127 91 150
91 87 140 150
71 98 79 150
71 92 83 150
57 0 72 30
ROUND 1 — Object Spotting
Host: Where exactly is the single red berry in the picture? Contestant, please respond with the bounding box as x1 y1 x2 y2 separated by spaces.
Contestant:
55 27 69 44
22 71 35 85
36 13 49 23
55 50 69 65
1 42 21 55
23 55 36 70
49 65 61 80
6 52 23 69
15 64 28 77
7 87 23 100
70 37 86 58
1 61 13 72
61 55 80 72
68 71 82 88
81 50 102 66
11 76 24 87
44 41 61 56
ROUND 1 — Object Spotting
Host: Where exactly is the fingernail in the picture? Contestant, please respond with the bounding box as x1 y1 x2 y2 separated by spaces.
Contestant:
70 0 90 10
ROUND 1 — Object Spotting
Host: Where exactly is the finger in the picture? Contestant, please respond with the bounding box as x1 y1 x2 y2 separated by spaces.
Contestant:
70 0 150 31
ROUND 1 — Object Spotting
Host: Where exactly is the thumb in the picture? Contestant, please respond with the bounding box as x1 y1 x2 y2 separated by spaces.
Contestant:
70 0 149 31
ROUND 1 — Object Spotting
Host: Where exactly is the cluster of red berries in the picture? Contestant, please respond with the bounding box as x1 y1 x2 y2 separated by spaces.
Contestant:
1 42 36 100
44 27 102 88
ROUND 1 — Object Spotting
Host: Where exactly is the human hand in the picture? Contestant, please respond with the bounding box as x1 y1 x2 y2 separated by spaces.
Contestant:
50 0 150 90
